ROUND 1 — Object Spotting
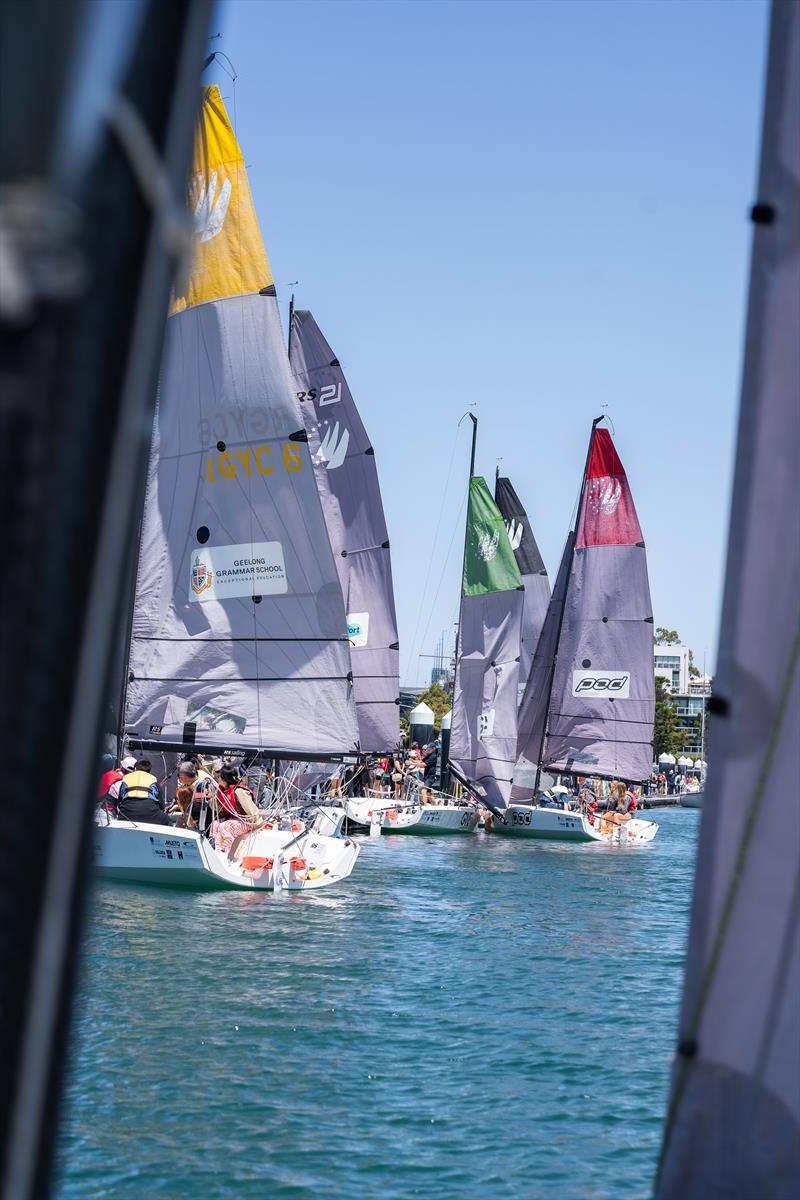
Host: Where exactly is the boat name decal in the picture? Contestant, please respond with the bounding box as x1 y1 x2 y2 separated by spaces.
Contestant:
189 541 288 602
572 670 630 699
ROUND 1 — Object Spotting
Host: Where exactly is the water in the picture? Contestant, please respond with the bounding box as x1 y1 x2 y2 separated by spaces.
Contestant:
55 808 699 1199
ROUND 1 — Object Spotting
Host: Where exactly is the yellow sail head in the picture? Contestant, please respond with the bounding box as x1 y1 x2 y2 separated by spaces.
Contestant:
171 84 273 313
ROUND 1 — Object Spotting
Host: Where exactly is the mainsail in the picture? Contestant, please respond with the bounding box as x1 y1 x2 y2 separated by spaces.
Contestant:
449 475 524 810
517 421 655 782
657 2 800 1194
494 474 550 690
289 308 400 752
124 86 360 758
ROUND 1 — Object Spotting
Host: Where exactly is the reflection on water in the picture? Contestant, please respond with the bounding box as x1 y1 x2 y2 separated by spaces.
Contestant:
55 809 699 1199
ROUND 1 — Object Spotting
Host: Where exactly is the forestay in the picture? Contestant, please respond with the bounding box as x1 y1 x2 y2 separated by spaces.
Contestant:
124 86 360 757
449 477 524 810
657 3 800 1195
517 424 654 782
289 309 400 752
494 475 550 692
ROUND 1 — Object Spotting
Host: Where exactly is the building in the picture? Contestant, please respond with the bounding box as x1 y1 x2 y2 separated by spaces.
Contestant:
654 643 711 758
654 644 690 694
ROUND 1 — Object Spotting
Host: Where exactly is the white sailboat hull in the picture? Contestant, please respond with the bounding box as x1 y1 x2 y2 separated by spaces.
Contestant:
344 792 397 828
93 820 360 890
679 792 704 809
494 805 658 844
380 805 479 835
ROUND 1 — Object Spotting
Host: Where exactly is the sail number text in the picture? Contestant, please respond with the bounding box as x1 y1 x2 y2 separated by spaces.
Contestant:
204 442 303 484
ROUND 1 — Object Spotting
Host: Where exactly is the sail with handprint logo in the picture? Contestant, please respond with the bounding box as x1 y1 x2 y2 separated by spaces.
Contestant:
494 474 551 695
123 86 360 759
289 308 400 753
449 472 524 810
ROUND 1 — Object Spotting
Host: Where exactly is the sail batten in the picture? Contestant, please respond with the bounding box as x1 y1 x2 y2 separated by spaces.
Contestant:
289 308 400 753
123 87 360 757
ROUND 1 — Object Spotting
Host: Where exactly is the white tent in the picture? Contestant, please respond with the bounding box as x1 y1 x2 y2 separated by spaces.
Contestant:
659 753 676 765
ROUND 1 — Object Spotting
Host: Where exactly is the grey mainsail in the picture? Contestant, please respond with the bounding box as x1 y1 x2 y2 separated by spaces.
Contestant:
517 422 655 782
656 2 800 1195
123 86 360 758
494 474 551 691
289 308 400 753
449 475 524 810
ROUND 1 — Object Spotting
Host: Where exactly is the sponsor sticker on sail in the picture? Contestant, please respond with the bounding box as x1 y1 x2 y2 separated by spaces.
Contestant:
478 708 496 739
189 542 288 602
572 670 630 699
347 612 370 647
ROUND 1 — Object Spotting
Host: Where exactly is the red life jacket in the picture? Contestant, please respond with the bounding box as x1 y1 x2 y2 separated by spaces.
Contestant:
97 769 123 800
218 782 255 819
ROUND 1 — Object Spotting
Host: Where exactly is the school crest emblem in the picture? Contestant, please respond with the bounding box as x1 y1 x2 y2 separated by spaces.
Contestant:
191 555 212 595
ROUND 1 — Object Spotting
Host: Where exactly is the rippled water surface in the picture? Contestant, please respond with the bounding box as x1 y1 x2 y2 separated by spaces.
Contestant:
55 808 699 1199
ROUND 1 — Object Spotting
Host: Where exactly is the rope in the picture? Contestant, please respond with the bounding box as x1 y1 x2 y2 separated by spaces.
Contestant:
657 615 800 1181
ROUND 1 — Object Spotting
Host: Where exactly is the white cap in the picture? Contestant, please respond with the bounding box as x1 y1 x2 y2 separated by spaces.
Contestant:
121 756 137 770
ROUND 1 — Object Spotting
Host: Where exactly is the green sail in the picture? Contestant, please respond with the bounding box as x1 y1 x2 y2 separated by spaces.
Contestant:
462 476 522 597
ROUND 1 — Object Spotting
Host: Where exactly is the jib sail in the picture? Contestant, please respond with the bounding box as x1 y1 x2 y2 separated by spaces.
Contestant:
494 474 550 694
289 308 400 753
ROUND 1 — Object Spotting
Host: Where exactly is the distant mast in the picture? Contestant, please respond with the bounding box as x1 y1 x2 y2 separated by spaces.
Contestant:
517 418 655 787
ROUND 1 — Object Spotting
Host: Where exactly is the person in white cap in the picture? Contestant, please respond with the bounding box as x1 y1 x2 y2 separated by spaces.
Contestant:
96 755 136 818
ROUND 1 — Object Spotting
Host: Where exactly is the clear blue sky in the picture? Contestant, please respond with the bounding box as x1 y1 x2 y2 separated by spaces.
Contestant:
213 0 769 685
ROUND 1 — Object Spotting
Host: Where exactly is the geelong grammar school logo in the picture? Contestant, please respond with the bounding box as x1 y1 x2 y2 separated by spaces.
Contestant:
191 555 213 595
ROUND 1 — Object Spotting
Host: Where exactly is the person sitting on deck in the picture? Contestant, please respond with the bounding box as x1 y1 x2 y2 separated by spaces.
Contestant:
116 759 170 826
210 763 263 856
626 787 639 813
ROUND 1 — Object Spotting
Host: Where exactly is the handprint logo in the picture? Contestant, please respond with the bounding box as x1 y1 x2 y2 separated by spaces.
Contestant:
191 170 232 243
505 519 523 550
313 421 349 470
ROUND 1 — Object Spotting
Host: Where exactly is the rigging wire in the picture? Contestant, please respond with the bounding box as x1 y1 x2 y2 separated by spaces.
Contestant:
405 422 464 677
414 486 468 686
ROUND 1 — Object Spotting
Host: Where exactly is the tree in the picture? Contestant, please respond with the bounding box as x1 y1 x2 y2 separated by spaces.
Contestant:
688 648 701 678
654 675 679 759
415 682 451 733
655 627 681 645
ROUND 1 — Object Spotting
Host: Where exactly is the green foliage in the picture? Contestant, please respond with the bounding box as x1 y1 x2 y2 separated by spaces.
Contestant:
654 675 679 758
655 627 681 645
415 682 452 733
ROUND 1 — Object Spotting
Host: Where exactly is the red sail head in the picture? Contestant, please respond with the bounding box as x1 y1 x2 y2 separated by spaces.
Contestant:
576 427 643 548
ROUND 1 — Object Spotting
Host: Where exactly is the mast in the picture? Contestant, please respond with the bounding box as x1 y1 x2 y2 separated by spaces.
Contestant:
448 413 477 775
287 292 294 358
533 415 603 793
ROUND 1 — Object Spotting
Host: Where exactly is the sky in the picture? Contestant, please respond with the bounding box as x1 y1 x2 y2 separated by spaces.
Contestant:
213 0 769 686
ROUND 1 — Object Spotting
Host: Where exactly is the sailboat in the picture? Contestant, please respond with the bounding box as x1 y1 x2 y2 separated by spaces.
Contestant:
496 418 659 844
94 86 361 890
288 306 401 830
656 0 799 1192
